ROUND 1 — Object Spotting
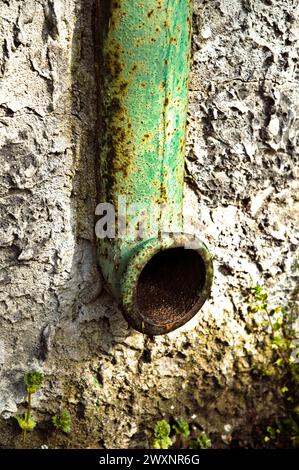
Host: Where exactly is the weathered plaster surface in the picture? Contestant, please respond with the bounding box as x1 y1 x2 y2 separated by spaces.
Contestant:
0 0 298 448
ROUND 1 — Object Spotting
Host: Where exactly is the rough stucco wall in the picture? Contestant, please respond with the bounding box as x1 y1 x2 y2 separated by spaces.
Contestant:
0 0 298 448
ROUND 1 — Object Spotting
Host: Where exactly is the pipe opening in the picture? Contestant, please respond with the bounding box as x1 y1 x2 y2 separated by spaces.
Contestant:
136 247 206 326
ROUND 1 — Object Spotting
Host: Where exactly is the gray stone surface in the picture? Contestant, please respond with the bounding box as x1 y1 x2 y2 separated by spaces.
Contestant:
0 0 298 448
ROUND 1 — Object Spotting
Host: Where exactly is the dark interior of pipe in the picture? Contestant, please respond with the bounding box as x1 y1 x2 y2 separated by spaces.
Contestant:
136 248 206 326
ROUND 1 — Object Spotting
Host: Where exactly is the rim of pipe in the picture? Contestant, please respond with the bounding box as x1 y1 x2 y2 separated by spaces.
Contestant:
120 233 213 335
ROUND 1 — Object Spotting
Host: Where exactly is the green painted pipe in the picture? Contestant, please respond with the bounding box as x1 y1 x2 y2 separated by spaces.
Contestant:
96 0 213 335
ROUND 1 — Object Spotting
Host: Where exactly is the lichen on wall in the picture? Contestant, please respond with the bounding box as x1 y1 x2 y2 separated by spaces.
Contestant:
0 0 298 448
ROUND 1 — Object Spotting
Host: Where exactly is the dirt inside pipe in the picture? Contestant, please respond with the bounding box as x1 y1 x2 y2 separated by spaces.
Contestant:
136 248 206 325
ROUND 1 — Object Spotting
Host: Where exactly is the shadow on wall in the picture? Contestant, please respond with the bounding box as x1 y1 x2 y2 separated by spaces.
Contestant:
45 0 114 353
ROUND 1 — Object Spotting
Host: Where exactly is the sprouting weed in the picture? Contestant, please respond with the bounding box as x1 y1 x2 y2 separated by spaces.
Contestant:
16 371 43 448
152 420 172 449
152 419 212 449
24 371 43 394
52 410 72 434
248 284 299 447
173 419 190 438
189 432 212 449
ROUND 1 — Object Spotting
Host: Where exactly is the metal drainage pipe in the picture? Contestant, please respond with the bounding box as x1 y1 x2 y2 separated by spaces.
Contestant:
96 0 213 335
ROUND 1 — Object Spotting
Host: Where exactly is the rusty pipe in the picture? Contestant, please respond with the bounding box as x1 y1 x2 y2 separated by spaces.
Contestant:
96 0 213 335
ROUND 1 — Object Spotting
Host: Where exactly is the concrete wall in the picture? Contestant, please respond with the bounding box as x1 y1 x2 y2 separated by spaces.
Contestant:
0 0 298 448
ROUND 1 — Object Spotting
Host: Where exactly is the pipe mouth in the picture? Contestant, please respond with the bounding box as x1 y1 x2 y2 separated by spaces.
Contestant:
120 233 213 335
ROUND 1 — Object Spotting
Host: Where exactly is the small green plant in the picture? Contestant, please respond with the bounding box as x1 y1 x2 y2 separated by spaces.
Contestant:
172 419 190 438
173 419 190 438
24 371 43 394
172 419 191 448
52 410 72 434
152 419 211 449
16 371 43 448
152 420 172 449
248 284 299 447
189 432 212 449
264 425 281 443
